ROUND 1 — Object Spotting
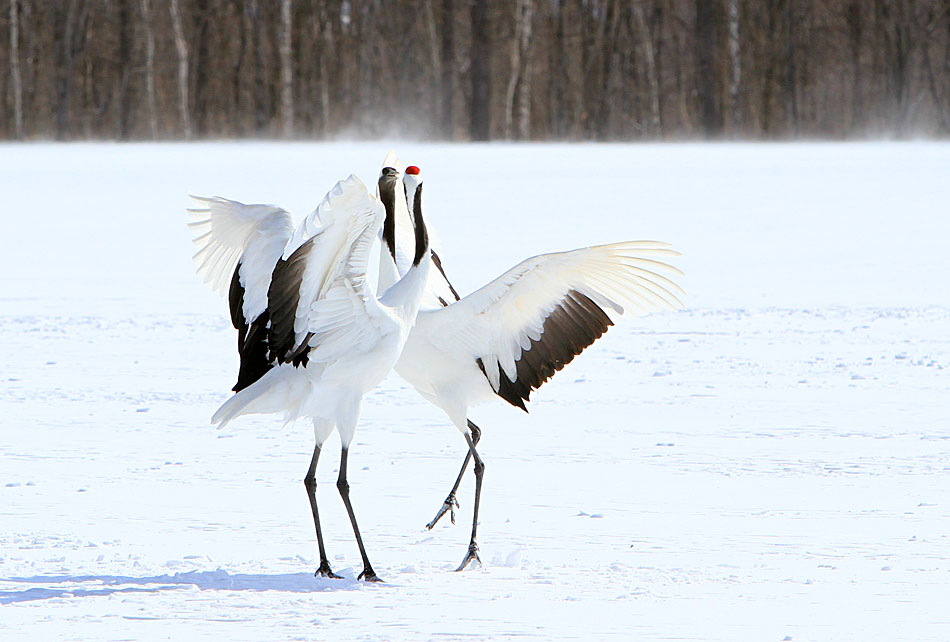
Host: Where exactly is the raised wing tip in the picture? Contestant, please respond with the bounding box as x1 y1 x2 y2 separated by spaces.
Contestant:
615 241 683 266
189 194 243 210
382 150 402 170
644 259 685 277
317 175 381 222
620 240 675 250
332 174 368 195
345 173 367 189
643 247 683 259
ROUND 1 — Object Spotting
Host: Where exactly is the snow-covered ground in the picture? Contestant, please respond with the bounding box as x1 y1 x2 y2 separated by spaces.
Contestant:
1 142 948 641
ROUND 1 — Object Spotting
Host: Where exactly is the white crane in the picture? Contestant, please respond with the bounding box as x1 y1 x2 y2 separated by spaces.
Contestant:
376 153 684 571
188 171 431 582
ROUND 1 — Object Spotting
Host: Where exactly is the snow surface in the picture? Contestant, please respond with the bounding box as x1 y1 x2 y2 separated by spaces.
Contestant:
1 142 948 641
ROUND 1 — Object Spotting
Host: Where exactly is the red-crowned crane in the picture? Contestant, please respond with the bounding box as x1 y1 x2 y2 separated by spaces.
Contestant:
189 170 431 582
376 153 684 571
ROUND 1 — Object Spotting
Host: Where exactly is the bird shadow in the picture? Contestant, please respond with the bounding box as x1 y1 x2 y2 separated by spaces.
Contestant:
0 568 366 604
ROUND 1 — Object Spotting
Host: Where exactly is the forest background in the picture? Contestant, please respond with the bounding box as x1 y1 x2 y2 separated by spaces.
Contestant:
1 0 948 141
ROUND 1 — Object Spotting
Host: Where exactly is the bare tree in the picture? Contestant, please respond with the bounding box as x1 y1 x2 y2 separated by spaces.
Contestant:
192 2 211 136
228 0 246 131
633 0 661 136
440 0 456 138
9 0 24 139
140 0 158 139
602 0 624 139
115 0 133 139
557 0 584 139
784 0 799 135
761 2 779 134
846 1 864 133
279 0 293 137
910 0 949 131
878 0 913 135
516 0 534 139
249 0 269 134
503 0 526 138
727 0 742 130
695 0 722 137
2 0 949 142
423 0 442 129
54 0 86 140
470 0 491 140
317 5 332 137
169 0 192 138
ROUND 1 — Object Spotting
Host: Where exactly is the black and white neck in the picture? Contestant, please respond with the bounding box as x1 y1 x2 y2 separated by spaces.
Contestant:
402 166 429 266
377 166 399 263
378 165 431 316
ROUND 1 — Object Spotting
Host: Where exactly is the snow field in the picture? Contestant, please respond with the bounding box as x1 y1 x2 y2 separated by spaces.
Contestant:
1 142 948 640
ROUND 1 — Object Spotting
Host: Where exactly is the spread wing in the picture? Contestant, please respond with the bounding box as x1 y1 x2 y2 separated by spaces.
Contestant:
267 174 391 367
188 196 294 321
415 241 684 410
188 196 294 391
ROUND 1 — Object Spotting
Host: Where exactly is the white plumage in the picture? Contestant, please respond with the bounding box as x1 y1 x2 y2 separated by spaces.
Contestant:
409 241 682 397
376 153 684 571
189 172 432 582
377 150 459 308
189 154 683 576
188 196 293 322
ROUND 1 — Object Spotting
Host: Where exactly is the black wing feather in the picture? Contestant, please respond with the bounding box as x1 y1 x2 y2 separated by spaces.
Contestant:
227 263 275 392
480 289 614 411
267 240 314 366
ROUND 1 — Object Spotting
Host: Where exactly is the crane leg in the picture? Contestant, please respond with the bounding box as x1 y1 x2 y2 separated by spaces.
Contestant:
426 420 481 530
304 444 340 579
337 447 382 582
455 429 484 572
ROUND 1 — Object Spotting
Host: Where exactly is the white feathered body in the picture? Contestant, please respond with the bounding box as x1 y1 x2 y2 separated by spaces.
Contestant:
391 242 684 432
193 174 430 447
374 154 683 433
209 308 408 445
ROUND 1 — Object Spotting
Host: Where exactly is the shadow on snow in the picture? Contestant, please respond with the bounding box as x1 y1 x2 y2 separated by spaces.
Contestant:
0 568 366 604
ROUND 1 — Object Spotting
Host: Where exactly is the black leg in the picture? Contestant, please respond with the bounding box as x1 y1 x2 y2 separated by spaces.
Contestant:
304 444 341 579
456 428 484 572
337 447 382 582
427 420 482 530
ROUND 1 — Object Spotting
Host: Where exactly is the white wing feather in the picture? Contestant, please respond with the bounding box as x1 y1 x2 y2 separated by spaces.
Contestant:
188 196 294 322
268 175 391 363
416 241 684 389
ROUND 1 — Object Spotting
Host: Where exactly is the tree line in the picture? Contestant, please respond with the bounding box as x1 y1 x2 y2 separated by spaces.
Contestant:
1 0 948 141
